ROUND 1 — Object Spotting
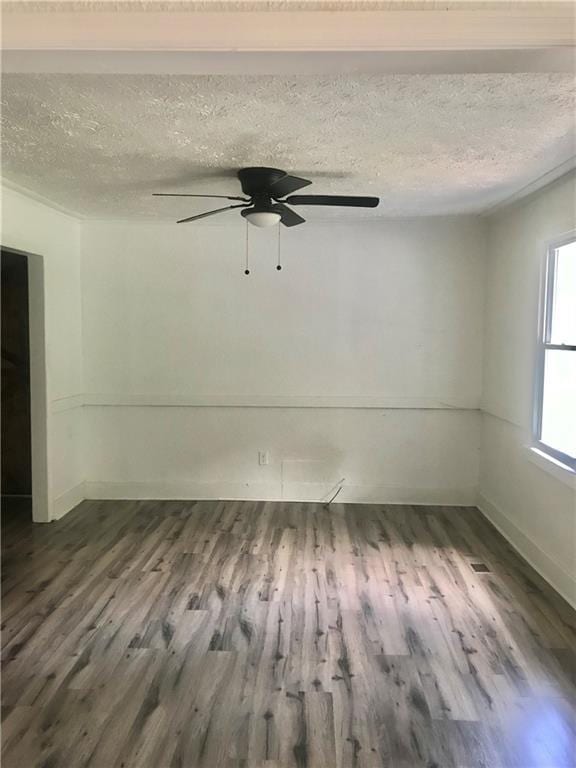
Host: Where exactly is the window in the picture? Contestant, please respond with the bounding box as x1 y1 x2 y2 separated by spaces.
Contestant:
533 235 576 470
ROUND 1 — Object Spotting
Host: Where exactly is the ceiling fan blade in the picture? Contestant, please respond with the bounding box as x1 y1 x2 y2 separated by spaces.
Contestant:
177 203 248 224
270 174 312 198
286 195 379 208
276 203 306 228
154 193 248 202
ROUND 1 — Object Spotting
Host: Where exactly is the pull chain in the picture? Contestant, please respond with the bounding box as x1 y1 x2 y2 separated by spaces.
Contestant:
244 220 250 275
276 225 282 271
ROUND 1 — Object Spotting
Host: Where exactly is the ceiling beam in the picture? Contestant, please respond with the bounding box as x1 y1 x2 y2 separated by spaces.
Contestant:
2 6 575 52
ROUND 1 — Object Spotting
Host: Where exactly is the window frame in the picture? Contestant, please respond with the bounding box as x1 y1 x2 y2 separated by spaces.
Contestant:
532 232 576 471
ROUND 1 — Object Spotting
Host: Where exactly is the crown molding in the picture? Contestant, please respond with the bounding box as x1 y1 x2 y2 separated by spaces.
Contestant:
481 157 576 217
1 177 84 220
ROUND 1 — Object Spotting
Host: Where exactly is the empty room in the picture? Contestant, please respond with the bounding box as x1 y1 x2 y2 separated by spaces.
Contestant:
1 1 575 766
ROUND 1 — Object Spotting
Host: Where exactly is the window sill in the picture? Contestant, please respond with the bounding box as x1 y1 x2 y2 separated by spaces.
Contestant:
524 446 576 489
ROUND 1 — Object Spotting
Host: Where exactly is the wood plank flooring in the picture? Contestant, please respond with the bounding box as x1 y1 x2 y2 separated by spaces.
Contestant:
2 500 575 767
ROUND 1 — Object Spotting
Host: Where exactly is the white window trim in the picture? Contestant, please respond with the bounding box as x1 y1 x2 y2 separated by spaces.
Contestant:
532 231 576 472
524 445 576 489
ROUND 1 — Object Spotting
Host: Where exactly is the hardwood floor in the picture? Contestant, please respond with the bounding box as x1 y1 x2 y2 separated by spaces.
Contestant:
2 500 575 767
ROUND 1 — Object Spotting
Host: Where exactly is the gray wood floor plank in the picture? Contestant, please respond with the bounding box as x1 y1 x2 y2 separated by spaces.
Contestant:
2 500 575 767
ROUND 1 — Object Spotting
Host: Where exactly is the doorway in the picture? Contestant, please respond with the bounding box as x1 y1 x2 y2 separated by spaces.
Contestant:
1 247 32 519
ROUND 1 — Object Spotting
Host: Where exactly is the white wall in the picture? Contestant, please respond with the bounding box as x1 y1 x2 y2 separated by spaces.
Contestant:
479 172 576 606
80 217 485 504
1 185 84 520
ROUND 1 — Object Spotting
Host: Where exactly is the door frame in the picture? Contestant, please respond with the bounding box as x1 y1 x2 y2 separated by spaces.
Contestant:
2 246 50 523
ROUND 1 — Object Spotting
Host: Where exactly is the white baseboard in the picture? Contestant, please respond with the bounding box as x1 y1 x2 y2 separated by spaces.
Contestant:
283 482 476 506
52 482 85 520
477 492 576 610
84 480 476 506
84 480 280 502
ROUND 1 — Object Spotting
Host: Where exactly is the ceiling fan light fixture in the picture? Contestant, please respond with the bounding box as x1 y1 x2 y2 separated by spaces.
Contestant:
244 210 282 228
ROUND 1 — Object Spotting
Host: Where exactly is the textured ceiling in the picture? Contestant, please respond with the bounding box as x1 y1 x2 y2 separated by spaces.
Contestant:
1 73 575 219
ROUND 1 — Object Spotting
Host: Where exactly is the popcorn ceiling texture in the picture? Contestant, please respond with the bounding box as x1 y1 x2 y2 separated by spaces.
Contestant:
1 73 574 219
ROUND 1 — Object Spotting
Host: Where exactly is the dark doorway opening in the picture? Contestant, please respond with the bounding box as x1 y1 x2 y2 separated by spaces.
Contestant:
1 248 32 519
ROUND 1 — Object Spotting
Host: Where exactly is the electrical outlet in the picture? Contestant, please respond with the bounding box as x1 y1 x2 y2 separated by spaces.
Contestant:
258 451 270 466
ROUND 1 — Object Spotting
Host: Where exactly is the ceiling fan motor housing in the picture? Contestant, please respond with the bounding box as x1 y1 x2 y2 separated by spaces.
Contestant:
238 167 310 226
240 197 282 215
237 167 287 198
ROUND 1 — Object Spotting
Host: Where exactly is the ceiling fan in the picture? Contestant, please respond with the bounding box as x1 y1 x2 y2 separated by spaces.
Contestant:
154 167 379 227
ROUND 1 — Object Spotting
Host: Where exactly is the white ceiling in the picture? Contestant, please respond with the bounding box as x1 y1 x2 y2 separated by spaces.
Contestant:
1 72 575 219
